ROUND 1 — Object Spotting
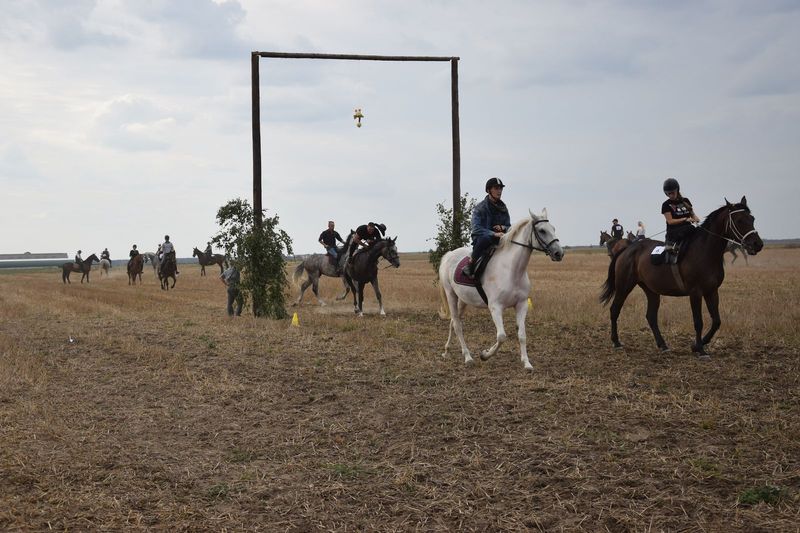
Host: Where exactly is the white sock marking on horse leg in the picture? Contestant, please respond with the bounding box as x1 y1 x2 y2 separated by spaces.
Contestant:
515 300 532 371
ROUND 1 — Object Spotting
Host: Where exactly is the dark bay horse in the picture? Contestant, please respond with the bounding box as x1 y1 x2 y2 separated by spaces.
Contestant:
343 237 400 316
159 255 177 290
600 197 763 359
62 254 99 284
192 247 226 276
600 231 627 257
127 254 144 285
292 236 351 306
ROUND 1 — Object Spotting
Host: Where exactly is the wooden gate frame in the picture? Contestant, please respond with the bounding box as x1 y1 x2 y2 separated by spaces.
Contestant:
251 51 462 236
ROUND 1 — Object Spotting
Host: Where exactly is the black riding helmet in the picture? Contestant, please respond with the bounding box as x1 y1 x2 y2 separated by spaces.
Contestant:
663 178 680 193
485 177 505 192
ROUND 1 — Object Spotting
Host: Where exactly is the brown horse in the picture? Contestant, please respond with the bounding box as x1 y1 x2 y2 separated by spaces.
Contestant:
159 254 177 290
127 254 144 285
599 231 628 257
600 197 763 359
192 247 226 276
62 254 99 284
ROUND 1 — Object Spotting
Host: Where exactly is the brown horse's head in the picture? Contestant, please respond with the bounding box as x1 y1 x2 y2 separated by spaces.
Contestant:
721 196 763 256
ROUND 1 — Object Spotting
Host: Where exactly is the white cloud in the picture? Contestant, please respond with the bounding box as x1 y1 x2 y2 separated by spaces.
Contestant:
89 94 180 151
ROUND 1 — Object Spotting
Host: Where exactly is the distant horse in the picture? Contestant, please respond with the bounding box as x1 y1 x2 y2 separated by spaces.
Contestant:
99 258 111 277
439 210 564 371
142 252 159 272
600 197 763 359
192 247 226 276
62 254 99 284
627 231 636 241
292 237 351 306
600 230 627 257
127 254 144 285
159 255 177 290
343 237 401 316
725 241 749 265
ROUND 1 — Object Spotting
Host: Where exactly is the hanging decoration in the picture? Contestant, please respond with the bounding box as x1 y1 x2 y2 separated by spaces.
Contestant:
353 108 364 128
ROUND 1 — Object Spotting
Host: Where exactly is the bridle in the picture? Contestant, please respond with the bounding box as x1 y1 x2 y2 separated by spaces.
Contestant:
725 208 758 246
510 218 560 256
699 207 757 248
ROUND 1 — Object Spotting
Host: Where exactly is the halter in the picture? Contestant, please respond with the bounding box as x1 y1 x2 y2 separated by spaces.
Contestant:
510 218 560 256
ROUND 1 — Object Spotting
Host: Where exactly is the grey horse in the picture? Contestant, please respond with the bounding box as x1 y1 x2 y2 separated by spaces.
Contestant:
725 241 749 265
292 236 352 306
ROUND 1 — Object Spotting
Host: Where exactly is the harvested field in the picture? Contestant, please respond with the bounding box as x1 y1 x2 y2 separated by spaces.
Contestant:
1 249 799 531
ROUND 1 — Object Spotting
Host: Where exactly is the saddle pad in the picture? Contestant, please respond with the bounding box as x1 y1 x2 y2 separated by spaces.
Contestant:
652 246 665 255
454 256 478 287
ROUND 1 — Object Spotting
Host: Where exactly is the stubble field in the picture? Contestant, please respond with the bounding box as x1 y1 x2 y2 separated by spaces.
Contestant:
1 248 799 531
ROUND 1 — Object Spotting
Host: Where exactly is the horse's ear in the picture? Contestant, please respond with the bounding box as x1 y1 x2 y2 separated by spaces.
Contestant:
528 208 537 220
740 195 747 206
724 197 731 207
392 236 397 243
542 207 548 219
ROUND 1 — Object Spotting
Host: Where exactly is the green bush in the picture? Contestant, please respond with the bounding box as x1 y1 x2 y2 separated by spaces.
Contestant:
212 198 293 319
428 193 476 276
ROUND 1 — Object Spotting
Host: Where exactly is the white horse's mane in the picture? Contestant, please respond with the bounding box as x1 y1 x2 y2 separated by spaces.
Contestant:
498 217 534 249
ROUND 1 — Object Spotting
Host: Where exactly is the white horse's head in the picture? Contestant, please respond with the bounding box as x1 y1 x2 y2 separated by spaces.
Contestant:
529 208 564 261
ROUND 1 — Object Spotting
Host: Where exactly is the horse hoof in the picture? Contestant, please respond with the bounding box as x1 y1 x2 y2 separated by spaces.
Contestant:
524 364 533 372
613 343 623 350
464 358 475 366
659 345 670 353
696 354 711 362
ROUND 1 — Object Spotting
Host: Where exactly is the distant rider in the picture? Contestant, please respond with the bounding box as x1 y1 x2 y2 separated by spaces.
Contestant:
74 250 83 268
611 219 624 240
159 235 179 275
636 221 646 240
101 247 111 267
462 177 511 278
347 222 384 265
129 244 139 258
204 241 213 262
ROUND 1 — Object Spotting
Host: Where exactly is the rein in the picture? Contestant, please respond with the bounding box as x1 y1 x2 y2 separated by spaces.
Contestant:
510 219 560 256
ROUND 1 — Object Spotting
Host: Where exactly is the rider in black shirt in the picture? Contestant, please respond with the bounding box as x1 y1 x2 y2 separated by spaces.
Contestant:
319 220 345 258
661 178 700 260
348 222 384 263
611 219 624 240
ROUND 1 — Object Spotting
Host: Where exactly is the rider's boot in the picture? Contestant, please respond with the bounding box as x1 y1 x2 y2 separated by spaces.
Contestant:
462 259 475 278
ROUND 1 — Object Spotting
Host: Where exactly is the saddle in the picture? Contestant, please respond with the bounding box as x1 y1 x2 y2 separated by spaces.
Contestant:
651 241 687 265
454 248 497 304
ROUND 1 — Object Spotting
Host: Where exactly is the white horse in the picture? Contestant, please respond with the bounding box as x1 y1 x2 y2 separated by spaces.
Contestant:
142 252 159 272
99 258 111 276
438 209 564 371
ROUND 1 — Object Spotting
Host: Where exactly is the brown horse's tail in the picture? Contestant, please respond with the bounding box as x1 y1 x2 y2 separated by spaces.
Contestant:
599 251 620 306
292 261 306 284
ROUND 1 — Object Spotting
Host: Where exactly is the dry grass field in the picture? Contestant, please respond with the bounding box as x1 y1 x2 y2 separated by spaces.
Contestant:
1 248 799 531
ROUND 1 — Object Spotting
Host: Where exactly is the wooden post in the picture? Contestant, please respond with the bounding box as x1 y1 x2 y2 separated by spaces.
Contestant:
451 58 462 241
251 52 263 228
252 51 461 233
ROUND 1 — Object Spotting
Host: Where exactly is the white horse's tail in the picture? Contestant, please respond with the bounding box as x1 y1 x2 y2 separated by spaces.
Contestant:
292 261 306 284
438 283 450 319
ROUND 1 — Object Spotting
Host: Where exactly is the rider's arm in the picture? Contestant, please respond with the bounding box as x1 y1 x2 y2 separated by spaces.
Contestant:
470 203 496 239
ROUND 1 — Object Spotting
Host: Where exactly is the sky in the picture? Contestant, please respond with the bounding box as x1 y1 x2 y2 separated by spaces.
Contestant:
1 0 799 257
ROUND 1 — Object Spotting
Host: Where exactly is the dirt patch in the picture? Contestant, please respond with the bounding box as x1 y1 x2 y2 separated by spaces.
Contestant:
1 251 799 530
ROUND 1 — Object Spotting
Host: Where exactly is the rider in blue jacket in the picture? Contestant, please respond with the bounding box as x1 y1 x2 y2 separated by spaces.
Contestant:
462 177 511 278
